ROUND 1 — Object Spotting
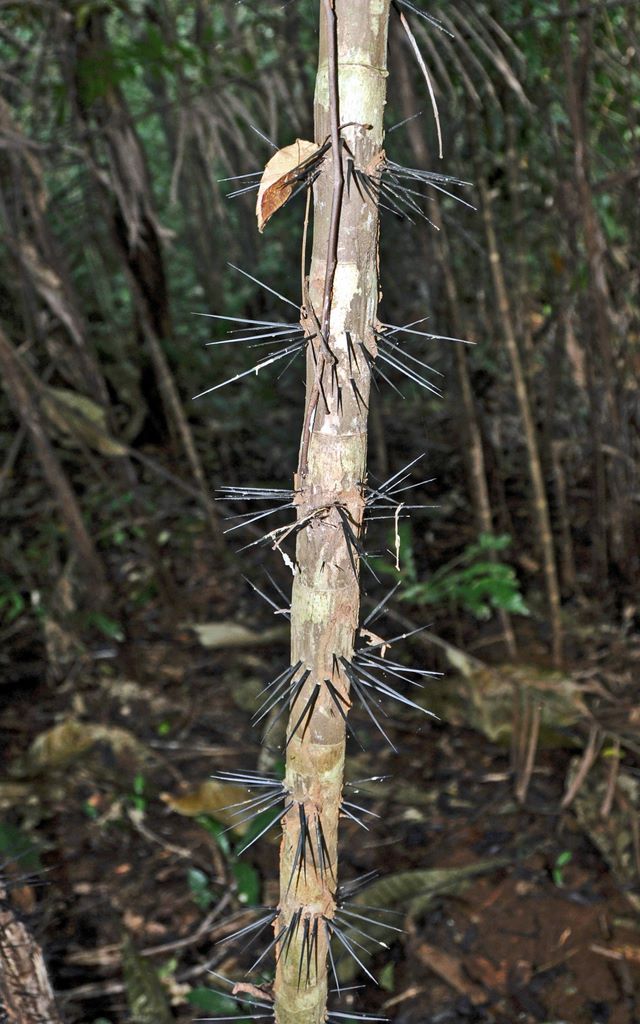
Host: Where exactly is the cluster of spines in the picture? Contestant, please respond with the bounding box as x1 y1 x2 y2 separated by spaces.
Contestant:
207 453 441 997
205 970 390 1024
214 454 439 574
214 857 403 993
206 586 439 998
201 317 443 1011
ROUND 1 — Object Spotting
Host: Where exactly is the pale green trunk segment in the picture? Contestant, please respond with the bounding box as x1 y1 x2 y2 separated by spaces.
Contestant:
273 4 391 1024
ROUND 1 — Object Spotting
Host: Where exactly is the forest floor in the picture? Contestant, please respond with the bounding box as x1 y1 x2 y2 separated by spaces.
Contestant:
1 526 639 1024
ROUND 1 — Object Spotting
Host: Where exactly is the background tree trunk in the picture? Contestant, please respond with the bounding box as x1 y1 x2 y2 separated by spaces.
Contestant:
476 172 563 667
0 326 108 596
64 11 224 549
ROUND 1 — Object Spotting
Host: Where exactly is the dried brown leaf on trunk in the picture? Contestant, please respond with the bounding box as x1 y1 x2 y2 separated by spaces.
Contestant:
256 139 319 232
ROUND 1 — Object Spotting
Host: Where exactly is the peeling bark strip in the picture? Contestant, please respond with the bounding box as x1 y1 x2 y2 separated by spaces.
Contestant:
274 4 391 1024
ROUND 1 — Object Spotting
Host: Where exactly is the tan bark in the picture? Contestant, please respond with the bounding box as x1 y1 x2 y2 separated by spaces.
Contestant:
274 4 391 1023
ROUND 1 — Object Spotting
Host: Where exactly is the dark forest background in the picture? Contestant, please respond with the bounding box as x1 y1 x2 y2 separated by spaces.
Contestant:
1 3 639 1023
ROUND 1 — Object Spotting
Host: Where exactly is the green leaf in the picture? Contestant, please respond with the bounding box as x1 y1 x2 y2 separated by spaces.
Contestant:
131 773 146 812
552 850 573 887
379 962 395 992
232 862 260 906
475 532 512 554
235 807 279 855
399 533 528 620
0 823 42 871
157 957 178 979
0 576 26 625
186 989 239 1014
196 815 232 857
83 800 99 820
86 612 125 642
187 867 214 910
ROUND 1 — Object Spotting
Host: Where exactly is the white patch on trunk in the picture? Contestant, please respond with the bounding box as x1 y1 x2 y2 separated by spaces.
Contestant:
329 262 360 336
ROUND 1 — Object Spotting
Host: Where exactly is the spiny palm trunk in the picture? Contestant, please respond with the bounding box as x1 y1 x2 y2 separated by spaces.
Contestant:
273 4 391 1023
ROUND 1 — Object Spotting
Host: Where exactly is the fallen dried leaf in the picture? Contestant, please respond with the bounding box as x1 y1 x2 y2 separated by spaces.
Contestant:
464 953 508 992
413 942 486 1004
22 719 144 772
42 386 128 457
123 910 145 934
189 621 288 649
161 780 251 832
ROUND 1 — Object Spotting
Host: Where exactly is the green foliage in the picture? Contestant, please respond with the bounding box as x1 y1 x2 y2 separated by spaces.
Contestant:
197 813 231 856
196 814 261 907
85 611 125 642
187 866 215 910
0 823 43 871
379 962 395 992
130 772 147 813
388 530 529 621
186 988 243 1015
232 861 261 906
0 574 25 626
82 799 100 821
552 850 572 888
121 933 173 1024
235 807 280 855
